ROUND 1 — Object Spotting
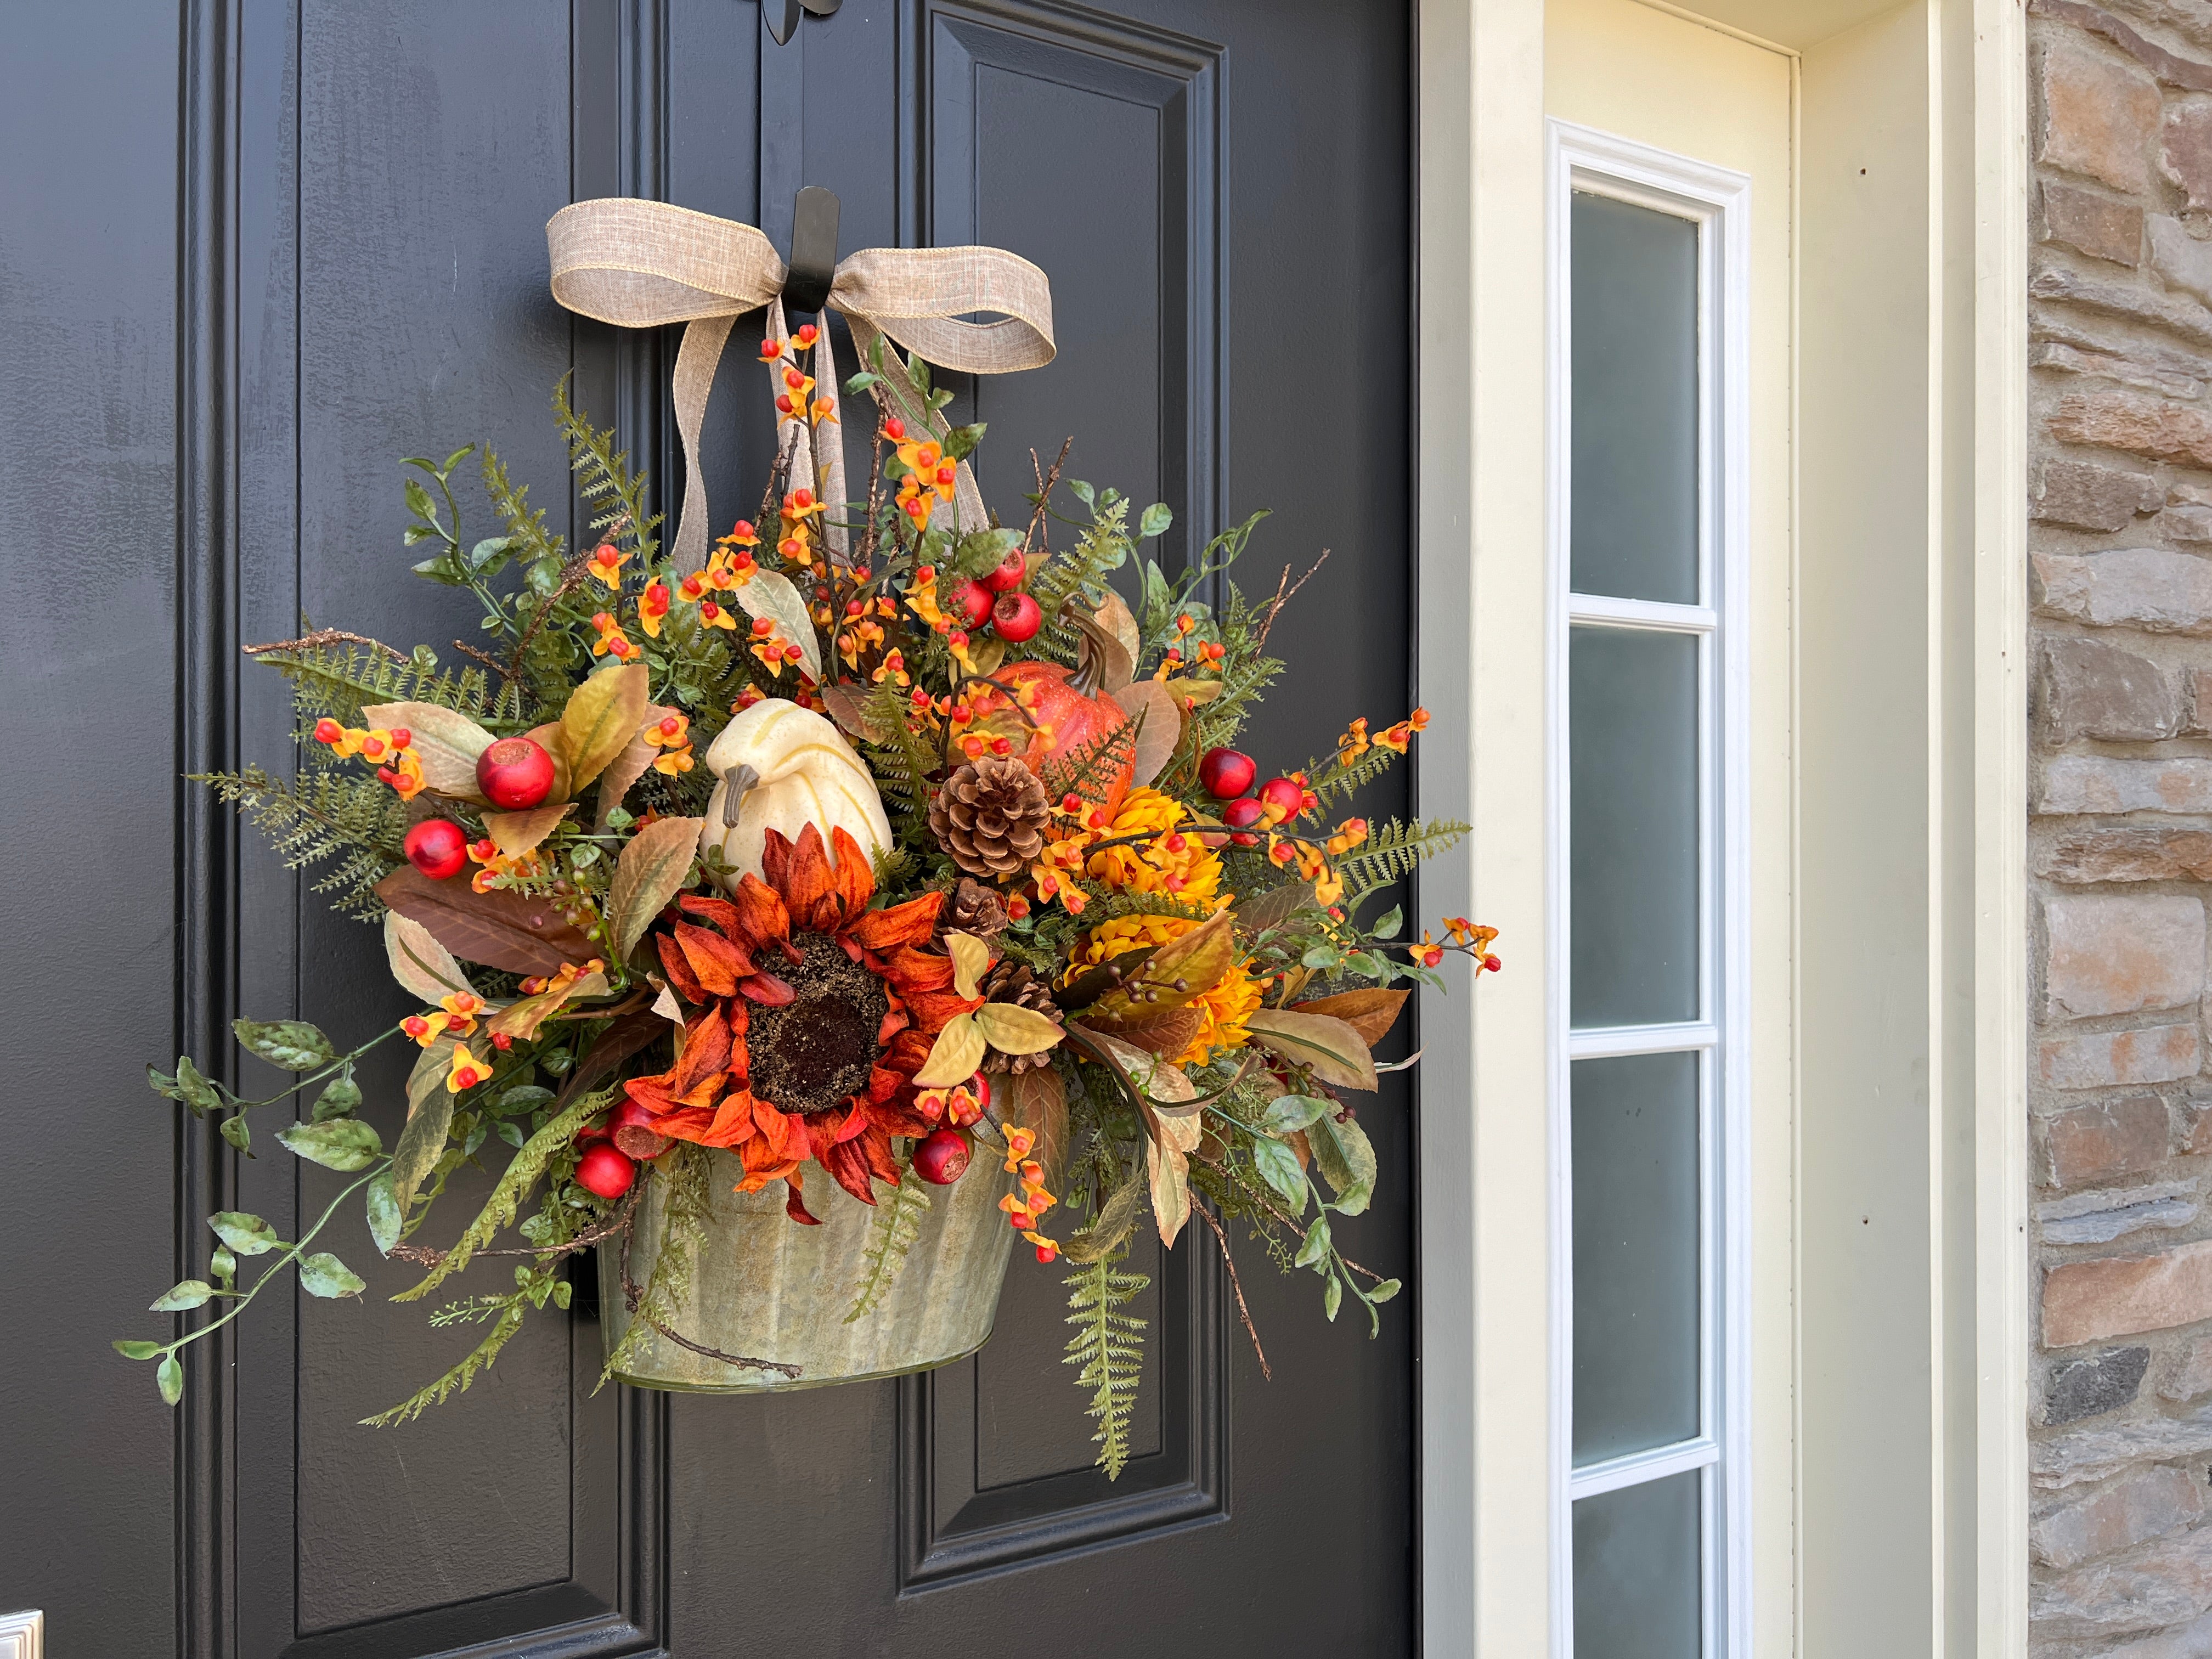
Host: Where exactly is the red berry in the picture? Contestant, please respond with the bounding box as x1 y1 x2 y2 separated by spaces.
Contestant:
575 1142 636 1199
912 1128 971 1185
1223 797 1267 847
1198 747 1257 800
1257 776 1305 820
992 591 1043 643
476 736 556 810
313 718 342 744
982 549 1028 592
403 817 470 881
950 578 994 628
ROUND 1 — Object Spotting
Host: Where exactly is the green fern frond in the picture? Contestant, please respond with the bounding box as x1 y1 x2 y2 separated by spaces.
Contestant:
1307 741 1403 811
844 1165 933 1322
1336 816 1472 905
1032 499 1133 659
1071 885 1219 928
554 376 662 558
1064 1245 1150 1479
1041 717 1138 806
479 445 563 568
195 765 408 918
599 1142 714 1387
362 1288 530 1425
252 639 493 729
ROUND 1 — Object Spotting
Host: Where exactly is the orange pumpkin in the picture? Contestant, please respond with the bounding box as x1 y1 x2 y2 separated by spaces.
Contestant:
994 658 1135 816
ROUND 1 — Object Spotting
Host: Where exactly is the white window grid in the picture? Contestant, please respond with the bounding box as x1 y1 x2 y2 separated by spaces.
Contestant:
1545 120 1754 1659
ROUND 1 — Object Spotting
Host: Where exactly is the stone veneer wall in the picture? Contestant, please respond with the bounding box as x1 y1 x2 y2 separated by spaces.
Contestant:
2028 1 2212 1650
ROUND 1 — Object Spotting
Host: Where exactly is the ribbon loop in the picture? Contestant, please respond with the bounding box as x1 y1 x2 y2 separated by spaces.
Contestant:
546 196 1054 573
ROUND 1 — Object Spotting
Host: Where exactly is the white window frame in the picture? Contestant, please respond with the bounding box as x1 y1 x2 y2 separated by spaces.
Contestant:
1544 120 1752 1659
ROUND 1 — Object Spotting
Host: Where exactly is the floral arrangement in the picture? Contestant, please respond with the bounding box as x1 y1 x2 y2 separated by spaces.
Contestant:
121 334 1496 1474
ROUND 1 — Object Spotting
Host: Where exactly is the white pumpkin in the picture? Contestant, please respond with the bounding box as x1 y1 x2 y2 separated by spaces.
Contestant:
698 698 892 887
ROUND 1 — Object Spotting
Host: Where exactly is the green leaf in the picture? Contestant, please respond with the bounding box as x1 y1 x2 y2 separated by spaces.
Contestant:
1137 501 1173 539
441 443 476 474
149 1055 224 1114
276 1118 383 1172
1259 1094 1333 1136
210 1212 280 1256
1301 945 1342 970
151 1280 212 1312
298 1252 366 1299
1306 1110 1378 1216
312 1070 362 1121
112 1339 162 1361
232 1018 336 1071
1249 1135 1309 1211
1323 1272 1342 1321
843 369 881 394
404 478 437 520
1294 1215 1332 1270
467 535 513 572
941 421 988 461
488 1084 554 1118
219 1114 251 1155
365 1171 402 1256
553 1279 573 1311
210 1246 236 1289
1367 1277 1402 1303
157 1355 184 1406
1368 904 1403 941
392 1036 461 1210
1069 478 1096 507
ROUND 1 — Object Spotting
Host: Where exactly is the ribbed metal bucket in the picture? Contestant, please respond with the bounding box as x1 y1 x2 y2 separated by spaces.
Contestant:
598 1148 1015 1392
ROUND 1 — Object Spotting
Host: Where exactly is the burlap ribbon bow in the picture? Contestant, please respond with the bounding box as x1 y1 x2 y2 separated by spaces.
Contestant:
546 198 1054 572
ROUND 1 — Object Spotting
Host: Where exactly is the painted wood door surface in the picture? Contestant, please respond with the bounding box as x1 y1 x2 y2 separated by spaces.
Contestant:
0 3 1417 1653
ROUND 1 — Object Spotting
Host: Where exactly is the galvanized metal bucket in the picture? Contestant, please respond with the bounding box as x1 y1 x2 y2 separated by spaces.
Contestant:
598 1147 1015 1392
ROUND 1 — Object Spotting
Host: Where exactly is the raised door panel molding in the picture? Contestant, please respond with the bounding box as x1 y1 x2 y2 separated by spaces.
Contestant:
0 1611 41 1659
899 0 1224 572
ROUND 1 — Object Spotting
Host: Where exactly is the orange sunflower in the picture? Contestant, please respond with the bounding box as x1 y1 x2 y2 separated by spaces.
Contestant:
624 824 973 1222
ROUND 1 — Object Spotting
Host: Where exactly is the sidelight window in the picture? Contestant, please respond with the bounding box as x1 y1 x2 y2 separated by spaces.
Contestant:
1548 126 1752 1658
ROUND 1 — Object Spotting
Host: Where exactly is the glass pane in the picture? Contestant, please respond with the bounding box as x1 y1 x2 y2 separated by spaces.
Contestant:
1573 1052 1700 1464
1571 190 1700 605
1573 1472 1702 1659
1570 626 1700 1027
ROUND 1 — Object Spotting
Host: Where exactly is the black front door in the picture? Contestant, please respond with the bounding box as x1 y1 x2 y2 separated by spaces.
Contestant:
2 3 1417 1652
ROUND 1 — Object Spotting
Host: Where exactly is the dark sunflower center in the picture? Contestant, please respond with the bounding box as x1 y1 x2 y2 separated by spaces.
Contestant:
745 931 888 1116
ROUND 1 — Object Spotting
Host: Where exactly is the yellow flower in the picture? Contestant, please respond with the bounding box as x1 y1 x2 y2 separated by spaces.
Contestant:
444 1042 490 1093
1065 912 1261 1065
589 611 637 659
438 991 484 1035
586 543 628 588
638 577 671 637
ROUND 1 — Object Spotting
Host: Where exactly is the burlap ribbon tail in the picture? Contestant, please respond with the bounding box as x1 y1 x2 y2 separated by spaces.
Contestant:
547 198 1055 573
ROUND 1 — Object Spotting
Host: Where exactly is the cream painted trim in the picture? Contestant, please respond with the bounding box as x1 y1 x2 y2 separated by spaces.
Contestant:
1417 0 1551 1652
1973 0 2032 1647
0 1610 43 1659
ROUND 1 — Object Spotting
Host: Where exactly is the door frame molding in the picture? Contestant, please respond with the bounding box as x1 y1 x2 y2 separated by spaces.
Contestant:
1413 0 2030 1648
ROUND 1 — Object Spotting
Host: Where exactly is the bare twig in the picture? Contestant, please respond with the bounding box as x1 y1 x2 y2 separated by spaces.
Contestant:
1021 436 1074 558
616 1205 799 1378
505 551 595 678
450 639 511 677
243 628 407 661
1189 1200 1271 1380
1241 1183 1390 1284
389 1178 645 1266
1252 550 1331 648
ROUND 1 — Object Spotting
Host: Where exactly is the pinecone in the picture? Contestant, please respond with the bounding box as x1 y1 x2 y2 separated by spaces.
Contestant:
980 961 1062 1074
928 757 1051 879
942 877 1008 940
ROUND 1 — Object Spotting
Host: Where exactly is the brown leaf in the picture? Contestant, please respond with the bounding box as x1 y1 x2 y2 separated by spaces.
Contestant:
913 1011 987 1087
383 912 473 1004
1159 677 1223 707
1001 1066 1068 1182
594 703 680 829
1087 910 1234 1019
1233 879 1317 941
821 684 896 744
483 801 573 858
560 1011 669 1105
486 971 608 1041
1290 987 1409 1048
1094 588 1141 682
1147 1110 1201 1246
375 867 597 977
1111 679 1182 789
1081 1005 1202 1059
392 1035 460 1209
603 815 704 960
1243 1007 1378 1091
1058 944 1159 1014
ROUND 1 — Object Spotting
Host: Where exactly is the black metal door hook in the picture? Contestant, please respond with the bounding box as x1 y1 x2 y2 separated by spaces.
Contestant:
764 0 840 47
783 185 840 317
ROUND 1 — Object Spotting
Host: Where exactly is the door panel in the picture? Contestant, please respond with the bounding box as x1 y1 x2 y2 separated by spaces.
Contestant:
1 2 1415 1652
